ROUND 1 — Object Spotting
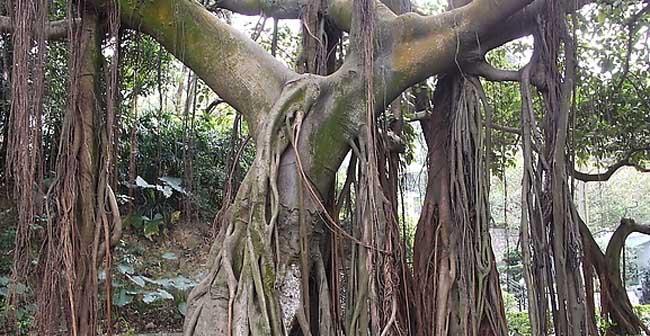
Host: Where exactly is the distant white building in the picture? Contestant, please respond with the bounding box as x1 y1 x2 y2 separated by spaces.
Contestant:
595 231 650 272
595 231 650 304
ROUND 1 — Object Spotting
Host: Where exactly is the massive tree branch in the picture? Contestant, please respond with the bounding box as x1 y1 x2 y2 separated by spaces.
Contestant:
207 0 537 98
0 16 76 39
571 147 649 182
472 0 594 56
116 0 299 131
572 161 647 182
378 0 537 99
106 0 554 122
452 0 535 36
208 0 354 30
605 218 650 269
208 0 307 19
99 0 595 139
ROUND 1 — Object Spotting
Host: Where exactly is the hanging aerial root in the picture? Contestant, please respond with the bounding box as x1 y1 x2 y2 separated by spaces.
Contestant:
414 75 507 336
7 0 48 320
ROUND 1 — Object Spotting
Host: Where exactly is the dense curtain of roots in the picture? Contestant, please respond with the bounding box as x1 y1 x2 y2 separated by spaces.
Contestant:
344 1 411 335
518 1 589 334
447 77 506 335
6 0 47 312
414 75 506 336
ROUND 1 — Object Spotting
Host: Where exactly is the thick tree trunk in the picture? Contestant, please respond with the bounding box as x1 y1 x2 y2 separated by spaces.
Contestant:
36 6 121 335
184 73 359 336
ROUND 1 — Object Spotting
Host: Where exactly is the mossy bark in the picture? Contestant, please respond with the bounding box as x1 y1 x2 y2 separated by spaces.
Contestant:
184 73 361 336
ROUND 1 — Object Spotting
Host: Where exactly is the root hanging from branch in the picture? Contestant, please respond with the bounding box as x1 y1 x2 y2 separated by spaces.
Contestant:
414 75 507 336
517 0 592 333
536 0 588 333
518 57 554 336
448 77 507 336
6 0 48 316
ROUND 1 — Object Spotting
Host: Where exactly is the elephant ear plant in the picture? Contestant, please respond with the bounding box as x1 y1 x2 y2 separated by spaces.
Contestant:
124 176 186 240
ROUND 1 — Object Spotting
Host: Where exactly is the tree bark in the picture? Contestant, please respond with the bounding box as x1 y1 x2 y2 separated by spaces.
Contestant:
184 72 361 335
580 217 650 335
414 75 507 336
36 6 121 335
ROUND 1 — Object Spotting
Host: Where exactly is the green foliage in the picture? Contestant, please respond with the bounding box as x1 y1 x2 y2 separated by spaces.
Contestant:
0 277 35 335
482 42 529 178
502 291 519 313
122 104 254 221
505 305 650 335
499 250 524 287
633 304 650 326
252 21 301 66
506 311 532 335
123 175 186 239
120 34 174 100
106 243 197 318
572 0 650 168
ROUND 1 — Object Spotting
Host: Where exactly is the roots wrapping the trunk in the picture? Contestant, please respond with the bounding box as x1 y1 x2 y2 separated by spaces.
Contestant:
414 75 506 336
184 76 333 336
36 3 122 334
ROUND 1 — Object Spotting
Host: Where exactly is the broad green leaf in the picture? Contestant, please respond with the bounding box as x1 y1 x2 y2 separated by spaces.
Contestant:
159 176 187 194
127 274 146 287
135 176 155 188
113 288 134 307
162 252 178 260
117 263 135 275
178 301 188 316
142 289 174 304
